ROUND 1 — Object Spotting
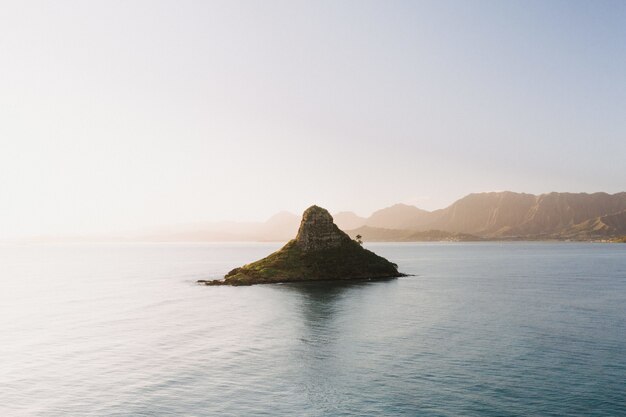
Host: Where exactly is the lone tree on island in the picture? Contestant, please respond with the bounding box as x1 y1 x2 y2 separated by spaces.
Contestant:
355 234 363 245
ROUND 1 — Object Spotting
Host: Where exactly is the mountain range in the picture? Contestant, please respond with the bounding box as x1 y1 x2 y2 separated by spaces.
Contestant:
135 191 626 242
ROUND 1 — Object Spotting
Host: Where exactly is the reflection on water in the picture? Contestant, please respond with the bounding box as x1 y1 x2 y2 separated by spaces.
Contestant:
283 279 390 325
276 280 400 413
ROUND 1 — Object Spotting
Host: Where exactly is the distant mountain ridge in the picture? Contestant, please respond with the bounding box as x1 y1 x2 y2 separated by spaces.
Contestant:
365 204 432 230
59 191 625 242
352 192 626 240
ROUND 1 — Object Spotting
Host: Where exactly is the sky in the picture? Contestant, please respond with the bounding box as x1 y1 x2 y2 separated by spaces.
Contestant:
1 0 625 238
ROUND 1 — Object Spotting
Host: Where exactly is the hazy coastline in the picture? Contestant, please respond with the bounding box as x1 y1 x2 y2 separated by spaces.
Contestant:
14 191 626 244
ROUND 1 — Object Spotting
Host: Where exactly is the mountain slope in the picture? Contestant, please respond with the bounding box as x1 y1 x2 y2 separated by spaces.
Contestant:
561 209 626 239
360 192 626 240
365 203 432 229
509 192 626 237
333 211 367 230
427 192 537 235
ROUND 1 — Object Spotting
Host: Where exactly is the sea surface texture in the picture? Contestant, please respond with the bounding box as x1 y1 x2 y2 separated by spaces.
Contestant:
1 242 625 416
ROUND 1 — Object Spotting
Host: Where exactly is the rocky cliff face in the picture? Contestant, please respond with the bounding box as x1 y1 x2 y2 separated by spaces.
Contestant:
295 206 351 251
199 205 404 286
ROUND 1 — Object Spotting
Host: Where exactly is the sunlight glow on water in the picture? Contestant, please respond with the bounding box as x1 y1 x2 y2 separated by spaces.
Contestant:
1 242 625 416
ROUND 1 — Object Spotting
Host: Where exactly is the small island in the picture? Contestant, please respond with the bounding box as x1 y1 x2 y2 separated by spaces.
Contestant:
198 205 405 286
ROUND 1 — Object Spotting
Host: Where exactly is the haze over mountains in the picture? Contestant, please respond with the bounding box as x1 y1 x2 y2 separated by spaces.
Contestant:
134 191 626 242
347 192 626 241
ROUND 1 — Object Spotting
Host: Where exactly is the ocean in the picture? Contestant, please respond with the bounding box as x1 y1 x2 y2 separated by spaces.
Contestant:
1 242 625 416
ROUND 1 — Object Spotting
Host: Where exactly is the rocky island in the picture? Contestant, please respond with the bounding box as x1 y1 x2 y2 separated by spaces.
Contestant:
198 205 405 286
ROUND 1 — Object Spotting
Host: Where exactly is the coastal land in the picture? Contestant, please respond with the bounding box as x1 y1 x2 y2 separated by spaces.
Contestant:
19 192 626 244
142 191 626 243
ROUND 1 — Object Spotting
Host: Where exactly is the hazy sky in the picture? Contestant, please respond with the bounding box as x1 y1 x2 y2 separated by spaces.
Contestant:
1 0 625 237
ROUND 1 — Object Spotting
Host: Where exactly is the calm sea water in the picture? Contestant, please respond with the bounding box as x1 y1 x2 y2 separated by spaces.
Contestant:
1 242 625 416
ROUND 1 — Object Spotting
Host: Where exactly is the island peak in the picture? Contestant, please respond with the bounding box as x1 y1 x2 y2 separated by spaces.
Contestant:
295 205 352 251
